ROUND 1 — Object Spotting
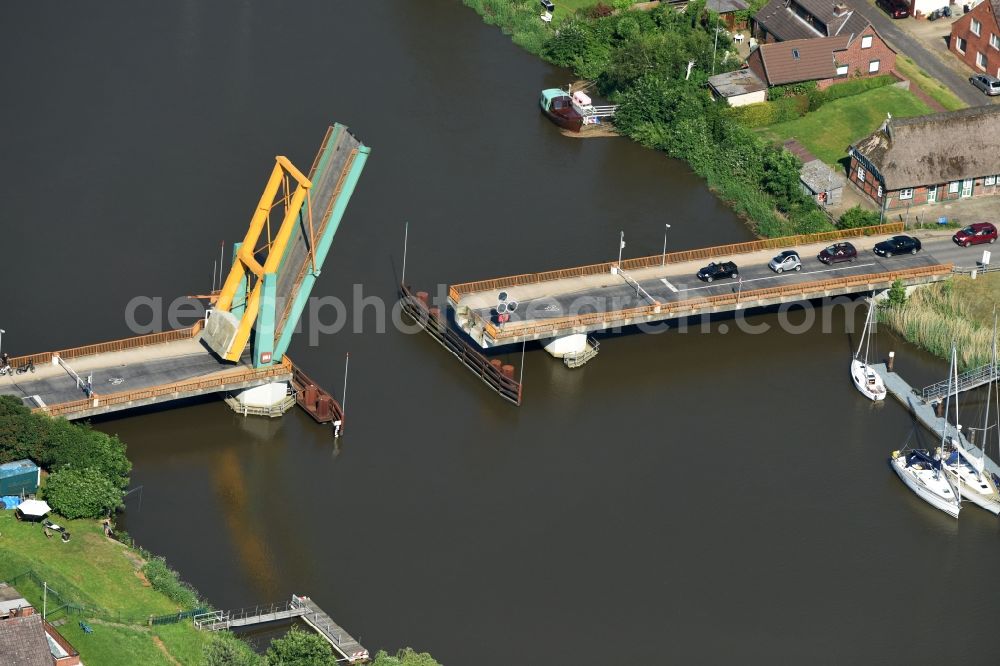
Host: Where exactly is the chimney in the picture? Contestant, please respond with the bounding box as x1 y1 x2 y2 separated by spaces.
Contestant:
880 112 893 139
833 3 849 16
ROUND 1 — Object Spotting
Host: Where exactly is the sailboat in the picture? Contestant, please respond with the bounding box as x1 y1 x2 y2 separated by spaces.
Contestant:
943 314 1000 514
889 345 962 518
851 297 886 401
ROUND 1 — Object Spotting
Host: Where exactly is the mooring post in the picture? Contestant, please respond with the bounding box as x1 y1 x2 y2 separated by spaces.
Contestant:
888 350 895 372
934 401 944 417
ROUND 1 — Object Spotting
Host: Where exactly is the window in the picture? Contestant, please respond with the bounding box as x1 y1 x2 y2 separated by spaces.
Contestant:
957 37 967 54
877 185 883 198
837 64 849 76
861 35 873 49
991 33 1000 50
972 18 981 37
899 188 913 200
858 165 867 182
869 59 881 73
977 51 987 69
986 175 997 186
792 48 800 60
949 181 960 193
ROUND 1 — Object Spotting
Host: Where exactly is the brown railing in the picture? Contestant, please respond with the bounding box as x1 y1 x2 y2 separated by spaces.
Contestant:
37 358 292 418
481 263 952 342
8 327 196 369
449 222 906 300
287 358 345 425
400 285 521 405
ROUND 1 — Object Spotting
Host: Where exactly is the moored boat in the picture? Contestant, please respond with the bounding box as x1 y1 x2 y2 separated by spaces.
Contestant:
890 448 961 518
539 88 583 132
851 298 886 401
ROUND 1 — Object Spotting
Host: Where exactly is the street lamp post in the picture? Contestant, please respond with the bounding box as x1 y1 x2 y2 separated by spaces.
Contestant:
662 224 672 266
0 328 5 357
616 231 625 272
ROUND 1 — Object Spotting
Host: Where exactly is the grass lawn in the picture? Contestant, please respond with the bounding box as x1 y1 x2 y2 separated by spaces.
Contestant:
0 511 212 664
554 0 598 20
761 86 932 166
894 55 967 112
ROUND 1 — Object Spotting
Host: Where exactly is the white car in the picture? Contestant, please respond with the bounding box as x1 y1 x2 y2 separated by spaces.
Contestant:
768 250 802 274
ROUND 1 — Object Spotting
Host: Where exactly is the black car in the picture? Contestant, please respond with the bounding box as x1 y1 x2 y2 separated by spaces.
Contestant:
697 261 739 282
876 0 909 18
817 242 857 264
874 235 921 257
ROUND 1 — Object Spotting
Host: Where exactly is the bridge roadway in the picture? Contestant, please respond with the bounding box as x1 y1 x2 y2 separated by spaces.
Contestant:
0 332 291 420
449 228 985 348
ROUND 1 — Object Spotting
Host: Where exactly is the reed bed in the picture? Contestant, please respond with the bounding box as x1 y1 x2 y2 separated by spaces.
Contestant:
878 275 999 370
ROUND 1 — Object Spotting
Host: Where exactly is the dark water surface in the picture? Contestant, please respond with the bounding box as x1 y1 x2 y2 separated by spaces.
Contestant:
3 2 1000 664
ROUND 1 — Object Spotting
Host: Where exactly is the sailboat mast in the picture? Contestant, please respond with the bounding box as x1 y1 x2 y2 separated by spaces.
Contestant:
982 313 995 461
857 298 872 361
942 346 956 452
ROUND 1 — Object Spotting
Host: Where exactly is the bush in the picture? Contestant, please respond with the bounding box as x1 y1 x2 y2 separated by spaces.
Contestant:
886 279 907 308
47 421 131 489
142 557 200 607
204 632 262 666
768 80 817 100
838 205 881 229
587 2 614 17
265 627 336 666
371 648 443 666
824 74 895 102
43 467 123 519
725 96 808 128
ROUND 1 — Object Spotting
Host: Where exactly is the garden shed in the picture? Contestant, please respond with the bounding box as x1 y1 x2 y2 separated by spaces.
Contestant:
0 460 40 497
799 159 844 207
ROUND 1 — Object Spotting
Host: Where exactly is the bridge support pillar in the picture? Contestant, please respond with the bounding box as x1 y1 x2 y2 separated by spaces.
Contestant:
230 242 247 320
252 272 278 368
225 381 295 418
542 334 587 359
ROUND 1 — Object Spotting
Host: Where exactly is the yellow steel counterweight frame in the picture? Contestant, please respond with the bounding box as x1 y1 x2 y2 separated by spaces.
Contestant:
214 156 312 361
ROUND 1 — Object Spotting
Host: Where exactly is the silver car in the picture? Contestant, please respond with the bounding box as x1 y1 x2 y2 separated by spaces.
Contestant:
970 73 1000 96
768 250 802 273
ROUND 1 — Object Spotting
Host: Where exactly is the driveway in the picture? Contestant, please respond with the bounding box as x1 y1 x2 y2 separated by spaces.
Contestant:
850 2 989 107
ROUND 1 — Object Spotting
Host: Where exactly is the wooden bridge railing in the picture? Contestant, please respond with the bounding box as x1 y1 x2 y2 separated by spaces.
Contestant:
7 327 197 369
477 263 952 342
448 222 905 301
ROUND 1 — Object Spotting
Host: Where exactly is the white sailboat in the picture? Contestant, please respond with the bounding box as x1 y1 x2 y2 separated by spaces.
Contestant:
943 315 1000 514
890 346 962 518
851 297 886 401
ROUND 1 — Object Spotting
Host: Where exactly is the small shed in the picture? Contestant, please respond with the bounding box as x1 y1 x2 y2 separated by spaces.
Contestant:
799 159 845 207
0 460 39 497
707 69 767 107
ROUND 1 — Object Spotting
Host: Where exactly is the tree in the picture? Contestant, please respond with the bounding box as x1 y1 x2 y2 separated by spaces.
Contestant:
0 397 51 465
886 279 908 308
371 648 442 666
838 205 880 230
204 632 262 666
265 627 335 666
47 421 131 489
43 467 123 519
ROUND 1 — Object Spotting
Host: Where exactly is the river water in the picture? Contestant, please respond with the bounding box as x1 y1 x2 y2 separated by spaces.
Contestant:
3 1 1000 663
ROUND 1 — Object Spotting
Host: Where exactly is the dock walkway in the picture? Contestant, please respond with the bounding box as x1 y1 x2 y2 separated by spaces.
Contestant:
874 362 1000 477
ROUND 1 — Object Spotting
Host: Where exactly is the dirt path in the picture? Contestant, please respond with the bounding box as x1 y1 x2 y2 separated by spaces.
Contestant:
152 635 181 666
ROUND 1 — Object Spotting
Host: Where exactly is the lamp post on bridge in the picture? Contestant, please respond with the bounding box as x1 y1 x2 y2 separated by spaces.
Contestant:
662 224 671 266
0 328 5 358
615 231 625 274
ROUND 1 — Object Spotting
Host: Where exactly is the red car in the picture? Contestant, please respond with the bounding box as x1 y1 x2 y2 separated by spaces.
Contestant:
952 222 997 247
877 0 909 18
818 242 858 264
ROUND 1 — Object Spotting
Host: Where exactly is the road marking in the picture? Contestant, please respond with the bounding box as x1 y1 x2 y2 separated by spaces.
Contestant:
676 262 878 292
660 278 678 293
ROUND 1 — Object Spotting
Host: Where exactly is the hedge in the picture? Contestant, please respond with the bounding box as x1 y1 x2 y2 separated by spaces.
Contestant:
724 95 809 128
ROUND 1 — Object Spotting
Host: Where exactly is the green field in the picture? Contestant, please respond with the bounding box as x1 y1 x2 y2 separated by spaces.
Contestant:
0 513 211 665
761 86 933 166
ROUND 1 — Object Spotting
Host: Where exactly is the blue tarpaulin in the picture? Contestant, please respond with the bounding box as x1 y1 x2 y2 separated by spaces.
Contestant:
1 496 21 510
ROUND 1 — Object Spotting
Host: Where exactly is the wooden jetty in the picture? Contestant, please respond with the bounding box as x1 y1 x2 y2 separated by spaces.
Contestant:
874 362 1000 477
194 594 368 663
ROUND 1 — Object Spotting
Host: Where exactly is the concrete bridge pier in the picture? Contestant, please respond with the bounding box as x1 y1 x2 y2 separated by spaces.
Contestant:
225 381 295 418
543 334 588 359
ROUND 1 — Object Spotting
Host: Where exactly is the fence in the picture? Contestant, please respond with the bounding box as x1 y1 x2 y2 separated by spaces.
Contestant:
3 570 204 626
448 222 906 300
7 327 196 369
475 263 952 342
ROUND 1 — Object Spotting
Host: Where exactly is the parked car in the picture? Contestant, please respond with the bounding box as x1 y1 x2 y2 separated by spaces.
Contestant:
874 235 922 257
953 222 998 247
697 261 739 282
817 242 857 264
970 73 1000 96
877 0 909 18
768 250 802 273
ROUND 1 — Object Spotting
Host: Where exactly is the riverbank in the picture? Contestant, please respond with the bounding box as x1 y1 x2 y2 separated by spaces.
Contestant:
878 273 999 370
0 514 212 664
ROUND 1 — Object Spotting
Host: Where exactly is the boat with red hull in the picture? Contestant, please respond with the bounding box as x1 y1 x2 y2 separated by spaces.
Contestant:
539 88 583 132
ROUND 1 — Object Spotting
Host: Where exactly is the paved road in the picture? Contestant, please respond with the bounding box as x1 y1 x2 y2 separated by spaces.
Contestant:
470 234 988 324
0 343 252 407
851 2 988 107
